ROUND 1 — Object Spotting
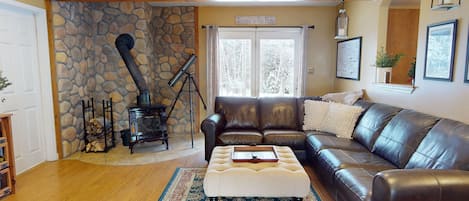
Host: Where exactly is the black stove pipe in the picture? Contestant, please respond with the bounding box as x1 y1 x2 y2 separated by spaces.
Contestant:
115 34 150 105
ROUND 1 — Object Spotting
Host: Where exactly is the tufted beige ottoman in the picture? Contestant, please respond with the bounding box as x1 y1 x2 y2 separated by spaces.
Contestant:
203 146 310 200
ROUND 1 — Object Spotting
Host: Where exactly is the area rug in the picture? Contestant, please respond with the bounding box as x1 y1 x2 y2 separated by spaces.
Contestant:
159 168 322 201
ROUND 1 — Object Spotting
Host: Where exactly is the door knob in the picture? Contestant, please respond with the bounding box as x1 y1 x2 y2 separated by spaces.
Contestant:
1 97 5 103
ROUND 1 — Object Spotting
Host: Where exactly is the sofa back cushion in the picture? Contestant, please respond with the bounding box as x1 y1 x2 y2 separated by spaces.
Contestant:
372 110 439 168
352 99 375 121
405 119 469 170
353 103 401 151
215 97 259 130
259 97 298 130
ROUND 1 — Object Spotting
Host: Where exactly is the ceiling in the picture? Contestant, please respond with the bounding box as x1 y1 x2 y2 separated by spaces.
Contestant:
149 0 340 7
148 0 421 8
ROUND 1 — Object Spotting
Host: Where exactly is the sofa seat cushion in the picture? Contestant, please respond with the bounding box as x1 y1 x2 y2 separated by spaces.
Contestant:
263 130 306 149
305 130 336 137
218 130 263 145
319 149 396 171
334 168 382 201
317 149 396 187
306 135 367 155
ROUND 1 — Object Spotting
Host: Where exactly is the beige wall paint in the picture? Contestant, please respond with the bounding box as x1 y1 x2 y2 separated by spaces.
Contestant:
335 0 469 124
335 1 381 91
198 6 337 117
16 0 45 9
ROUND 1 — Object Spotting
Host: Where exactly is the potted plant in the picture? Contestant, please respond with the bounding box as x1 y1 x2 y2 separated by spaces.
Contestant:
408 57 416 86
375 47 403 83
0 70 12 91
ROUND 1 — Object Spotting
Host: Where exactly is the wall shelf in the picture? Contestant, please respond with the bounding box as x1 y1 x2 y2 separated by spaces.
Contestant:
373 83 416 94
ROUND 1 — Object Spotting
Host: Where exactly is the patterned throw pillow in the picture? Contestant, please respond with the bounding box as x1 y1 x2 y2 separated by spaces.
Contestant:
302 100 330 131
321 90 363 105
320 102 363 139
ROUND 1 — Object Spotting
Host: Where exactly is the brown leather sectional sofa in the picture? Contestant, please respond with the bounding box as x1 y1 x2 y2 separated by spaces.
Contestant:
201 96 320 161
200 96 469 201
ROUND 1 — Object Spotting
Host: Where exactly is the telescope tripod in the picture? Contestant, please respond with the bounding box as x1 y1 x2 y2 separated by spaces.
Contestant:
167 72 207 148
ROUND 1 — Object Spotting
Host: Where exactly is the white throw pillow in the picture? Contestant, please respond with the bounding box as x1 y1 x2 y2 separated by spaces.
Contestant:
320 102 363 139
302 100 330 131
321 90 363 105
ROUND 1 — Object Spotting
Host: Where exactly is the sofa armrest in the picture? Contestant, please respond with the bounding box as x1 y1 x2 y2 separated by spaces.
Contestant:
372 169 469 201
201 113 226 161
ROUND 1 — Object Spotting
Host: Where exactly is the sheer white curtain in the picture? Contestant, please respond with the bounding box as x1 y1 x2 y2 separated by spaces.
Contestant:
205 25 308 113
297 25 309 96
205 25 219 115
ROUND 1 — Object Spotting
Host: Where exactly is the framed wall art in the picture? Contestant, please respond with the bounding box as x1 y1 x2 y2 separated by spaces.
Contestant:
423 20 457 81
431 0 461 11
465 27 469 83
336 36 362 80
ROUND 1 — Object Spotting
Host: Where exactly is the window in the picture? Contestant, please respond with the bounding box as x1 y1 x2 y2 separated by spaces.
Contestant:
218 27 304 97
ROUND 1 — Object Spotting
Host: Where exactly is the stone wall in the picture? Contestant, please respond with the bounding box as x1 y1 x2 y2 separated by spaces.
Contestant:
151 7 196 134
52 2 95 156
91 2 155 134
52 1 197 157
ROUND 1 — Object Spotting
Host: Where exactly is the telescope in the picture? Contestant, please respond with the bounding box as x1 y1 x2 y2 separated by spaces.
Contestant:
168 54 197 87
166 54 206 148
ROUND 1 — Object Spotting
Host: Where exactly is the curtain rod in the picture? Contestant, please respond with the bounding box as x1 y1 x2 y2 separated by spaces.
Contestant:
201 25 315 29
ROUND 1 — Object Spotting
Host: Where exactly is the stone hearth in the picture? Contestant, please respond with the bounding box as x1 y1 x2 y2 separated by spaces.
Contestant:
52 1 196 157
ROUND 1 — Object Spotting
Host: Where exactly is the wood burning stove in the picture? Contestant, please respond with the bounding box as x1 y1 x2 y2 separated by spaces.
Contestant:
128 105 168 154
116 34 168 153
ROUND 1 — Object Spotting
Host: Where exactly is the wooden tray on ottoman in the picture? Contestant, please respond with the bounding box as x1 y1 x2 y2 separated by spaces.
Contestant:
231 146 279 162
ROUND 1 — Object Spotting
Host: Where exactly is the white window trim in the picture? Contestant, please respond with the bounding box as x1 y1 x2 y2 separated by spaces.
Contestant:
218 29 256 97
218 27 304 97
256 28 302 97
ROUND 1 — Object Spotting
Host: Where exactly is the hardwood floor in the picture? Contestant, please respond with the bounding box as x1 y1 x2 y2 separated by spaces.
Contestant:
4 150 333 201
304 165 334 201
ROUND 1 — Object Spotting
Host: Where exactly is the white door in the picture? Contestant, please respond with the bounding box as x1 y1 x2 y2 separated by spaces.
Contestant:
0 4 46 174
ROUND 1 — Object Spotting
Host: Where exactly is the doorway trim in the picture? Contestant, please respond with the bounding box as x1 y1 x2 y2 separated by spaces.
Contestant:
1 0 58 161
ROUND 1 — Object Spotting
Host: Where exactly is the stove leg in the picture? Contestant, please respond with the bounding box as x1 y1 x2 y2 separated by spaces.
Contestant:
129 143 134 154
